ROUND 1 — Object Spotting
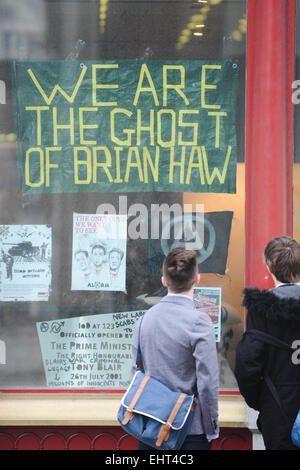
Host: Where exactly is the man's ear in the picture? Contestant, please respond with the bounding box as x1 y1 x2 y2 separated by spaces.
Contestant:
195 273 201 286
161 276 168 287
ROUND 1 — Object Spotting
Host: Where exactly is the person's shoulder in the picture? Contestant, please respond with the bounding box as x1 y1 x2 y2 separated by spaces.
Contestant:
192 307 214 328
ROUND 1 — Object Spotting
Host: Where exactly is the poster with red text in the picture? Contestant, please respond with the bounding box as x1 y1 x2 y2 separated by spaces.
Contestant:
71 213 127 292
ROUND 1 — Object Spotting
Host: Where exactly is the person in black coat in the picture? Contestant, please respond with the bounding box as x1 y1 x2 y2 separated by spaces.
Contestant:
235 236 300 450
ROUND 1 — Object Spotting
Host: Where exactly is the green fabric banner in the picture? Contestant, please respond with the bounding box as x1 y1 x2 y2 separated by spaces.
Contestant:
11 60 239 194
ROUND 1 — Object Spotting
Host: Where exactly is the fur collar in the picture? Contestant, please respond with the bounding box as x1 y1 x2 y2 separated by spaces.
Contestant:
243 287 300 327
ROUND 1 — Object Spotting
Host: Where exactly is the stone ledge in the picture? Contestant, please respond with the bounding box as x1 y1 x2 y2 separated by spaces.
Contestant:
0 393 247 427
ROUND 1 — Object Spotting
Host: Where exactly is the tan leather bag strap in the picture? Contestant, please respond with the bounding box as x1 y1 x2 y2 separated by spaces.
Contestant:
156 393 187 447
122 375 150 425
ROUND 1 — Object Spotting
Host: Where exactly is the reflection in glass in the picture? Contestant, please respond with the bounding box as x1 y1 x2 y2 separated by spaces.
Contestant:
0 0 246 390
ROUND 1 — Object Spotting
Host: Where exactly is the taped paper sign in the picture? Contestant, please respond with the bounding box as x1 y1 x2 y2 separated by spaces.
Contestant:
11 60 239 194
36 310 145 389
71 213 127 291
194 287 222 342
0 224 51 301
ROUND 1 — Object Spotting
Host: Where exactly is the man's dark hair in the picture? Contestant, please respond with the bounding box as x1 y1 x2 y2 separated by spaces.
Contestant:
163 247 198 293
264 236 300 283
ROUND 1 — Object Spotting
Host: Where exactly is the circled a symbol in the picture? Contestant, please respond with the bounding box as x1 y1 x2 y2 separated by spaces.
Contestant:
161 215 216 265
40 322 49 333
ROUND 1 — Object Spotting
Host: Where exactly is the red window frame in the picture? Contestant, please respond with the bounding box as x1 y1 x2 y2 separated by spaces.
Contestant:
245 0 295 295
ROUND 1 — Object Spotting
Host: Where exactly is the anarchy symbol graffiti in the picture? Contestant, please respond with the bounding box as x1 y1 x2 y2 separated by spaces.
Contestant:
160 214 216 265
40 322 49 333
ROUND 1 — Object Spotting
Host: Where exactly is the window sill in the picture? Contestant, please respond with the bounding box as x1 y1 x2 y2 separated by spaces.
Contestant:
0 393 247 428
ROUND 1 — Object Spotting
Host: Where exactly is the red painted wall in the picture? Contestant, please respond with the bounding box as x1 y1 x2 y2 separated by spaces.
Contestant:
0 427 252 451
245 0 295 291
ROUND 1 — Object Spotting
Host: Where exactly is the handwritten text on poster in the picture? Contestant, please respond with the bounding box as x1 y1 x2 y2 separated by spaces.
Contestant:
12 60 239 194
37 311 145 389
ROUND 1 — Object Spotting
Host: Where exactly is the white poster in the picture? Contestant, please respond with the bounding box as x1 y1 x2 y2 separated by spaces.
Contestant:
36 310 145 389
193 287 222 342
71 213 127 292
0 224 51 301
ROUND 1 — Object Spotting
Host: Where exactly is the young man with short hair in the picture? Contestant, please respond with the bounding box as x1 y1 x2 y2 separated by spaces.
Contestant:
235 236 300 450
131 247 219 450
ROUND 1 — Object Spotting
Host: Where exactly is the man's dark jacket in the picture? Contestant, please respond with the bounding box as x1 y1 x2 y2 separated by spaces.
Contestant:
234 285 300 450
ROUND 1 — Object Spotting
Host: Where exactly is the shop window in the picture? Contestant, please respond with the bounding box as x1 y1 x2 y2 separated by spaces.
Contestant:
0 0 246 391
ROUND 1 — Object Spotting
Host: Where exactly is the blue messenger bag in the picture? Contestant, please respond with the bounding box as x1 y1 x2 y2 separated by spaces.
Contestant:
117 315 196 450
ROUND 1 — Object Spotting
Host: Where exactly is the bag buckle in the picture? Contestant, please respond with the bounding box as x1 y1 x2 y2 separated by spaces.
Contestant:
156 394 187 446
156 422 172 446
122 408 135 425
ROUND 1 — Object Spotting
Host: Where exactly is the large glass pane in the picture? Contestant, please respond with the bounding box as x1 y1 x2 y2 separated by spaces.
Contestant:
0 0 246 390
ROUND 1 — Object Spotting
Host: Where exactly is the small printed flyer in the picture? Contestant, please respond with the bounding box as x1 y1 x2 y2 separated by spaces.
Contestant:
193 287 222 342
36 310 145 389
0 224 51 301
71 213 127 292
